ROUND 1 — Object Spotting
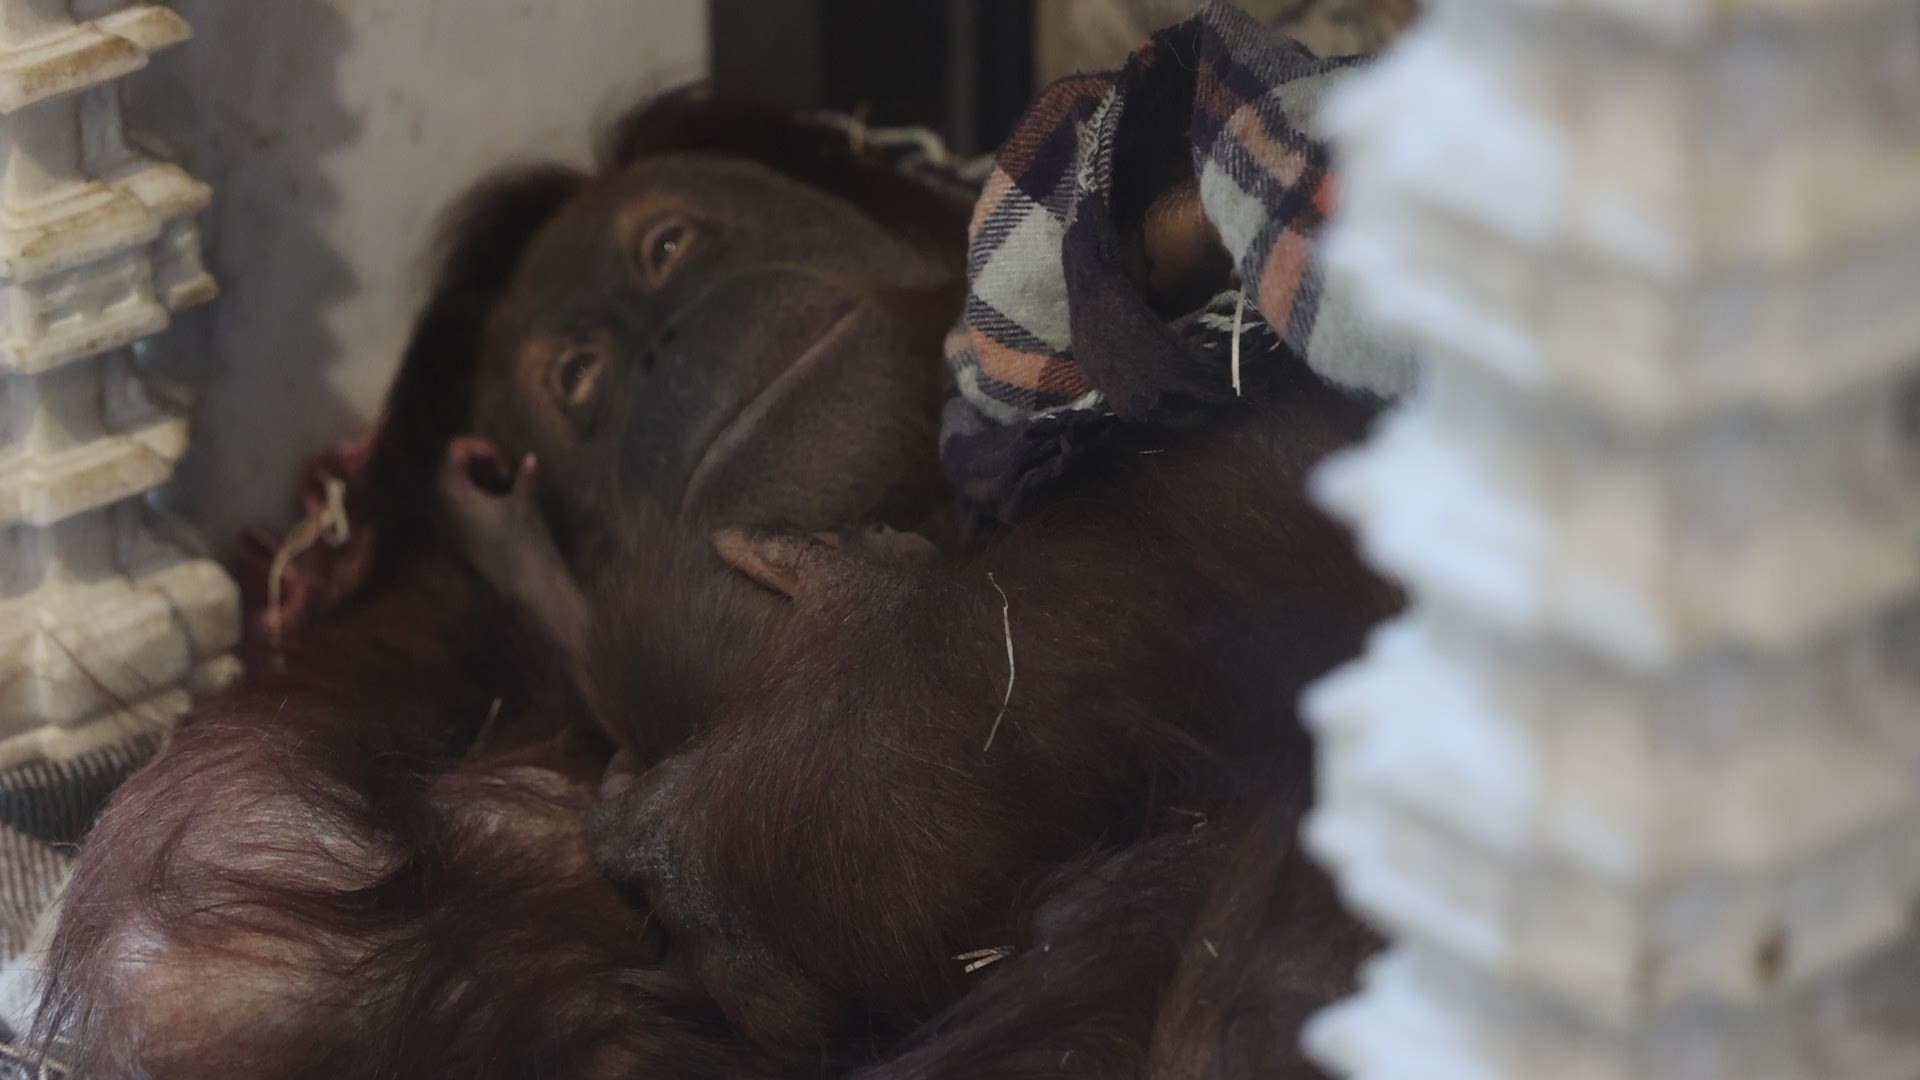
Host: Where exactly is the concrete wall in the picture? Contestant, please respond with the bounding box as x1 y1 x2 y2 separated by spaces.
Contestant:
131 0 707 546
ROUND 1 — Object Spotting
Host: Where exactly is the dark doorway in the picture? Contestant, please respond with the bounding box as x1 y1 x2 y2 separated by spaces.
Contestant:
709 1 1036 157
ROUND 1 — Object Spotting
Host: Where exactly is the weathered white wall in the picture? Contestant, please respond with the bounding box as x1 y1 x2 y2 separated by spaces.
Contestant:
129 0 707 546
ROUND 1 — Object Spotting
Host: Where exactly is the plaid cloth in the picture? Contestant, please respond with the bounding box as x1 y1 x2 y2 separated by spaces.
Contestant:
0 704 175 1069
942 0 1409 528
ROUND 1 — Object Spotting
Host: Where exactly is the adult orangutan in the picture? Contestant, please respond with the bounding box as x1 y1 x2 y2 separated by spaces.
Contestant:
37 7 1399 1076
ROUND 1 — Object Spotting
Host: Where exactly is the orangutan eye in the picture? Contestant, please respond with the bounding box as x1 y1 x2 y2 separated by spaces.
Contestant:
549 344 606 409
640 217 696 286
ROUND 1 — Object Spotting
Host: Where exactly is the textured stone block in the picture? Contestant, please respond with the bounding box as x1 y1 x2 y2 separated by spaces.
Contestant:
1306 0 1920 1074
0 0 234 739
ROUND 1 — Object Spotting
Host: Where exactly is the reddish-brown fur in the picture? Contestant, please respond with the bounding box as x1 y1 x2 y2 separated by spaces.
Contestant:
856 802 1376 1080
36 563 783 1079
588 374 1397 1065
35 90 1395 1078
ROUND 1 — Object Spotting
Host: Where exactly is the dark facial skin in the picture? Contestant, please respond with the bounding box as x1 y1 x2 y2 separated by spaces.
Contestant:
464 153 962 577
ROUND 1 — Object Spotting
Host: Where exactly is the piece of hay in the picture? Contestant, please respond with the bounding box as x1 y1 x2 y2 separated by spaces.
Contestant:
1230 289 1247 397
265 473 352 657
954 946 1015 974
1168 806 1210 832
982 572 1017 752
0 1039 71 1078
465 697 506 759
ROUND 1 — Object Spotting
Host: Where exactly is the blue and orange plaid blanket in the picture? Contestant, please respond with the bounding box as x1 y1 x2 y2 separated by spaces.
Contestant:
941 0 1408 529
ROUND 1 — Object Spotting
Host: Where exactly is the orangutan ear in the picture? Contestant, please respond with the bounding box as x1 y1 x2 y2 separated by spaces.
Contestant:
712 529 822 600
712 525 936 600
